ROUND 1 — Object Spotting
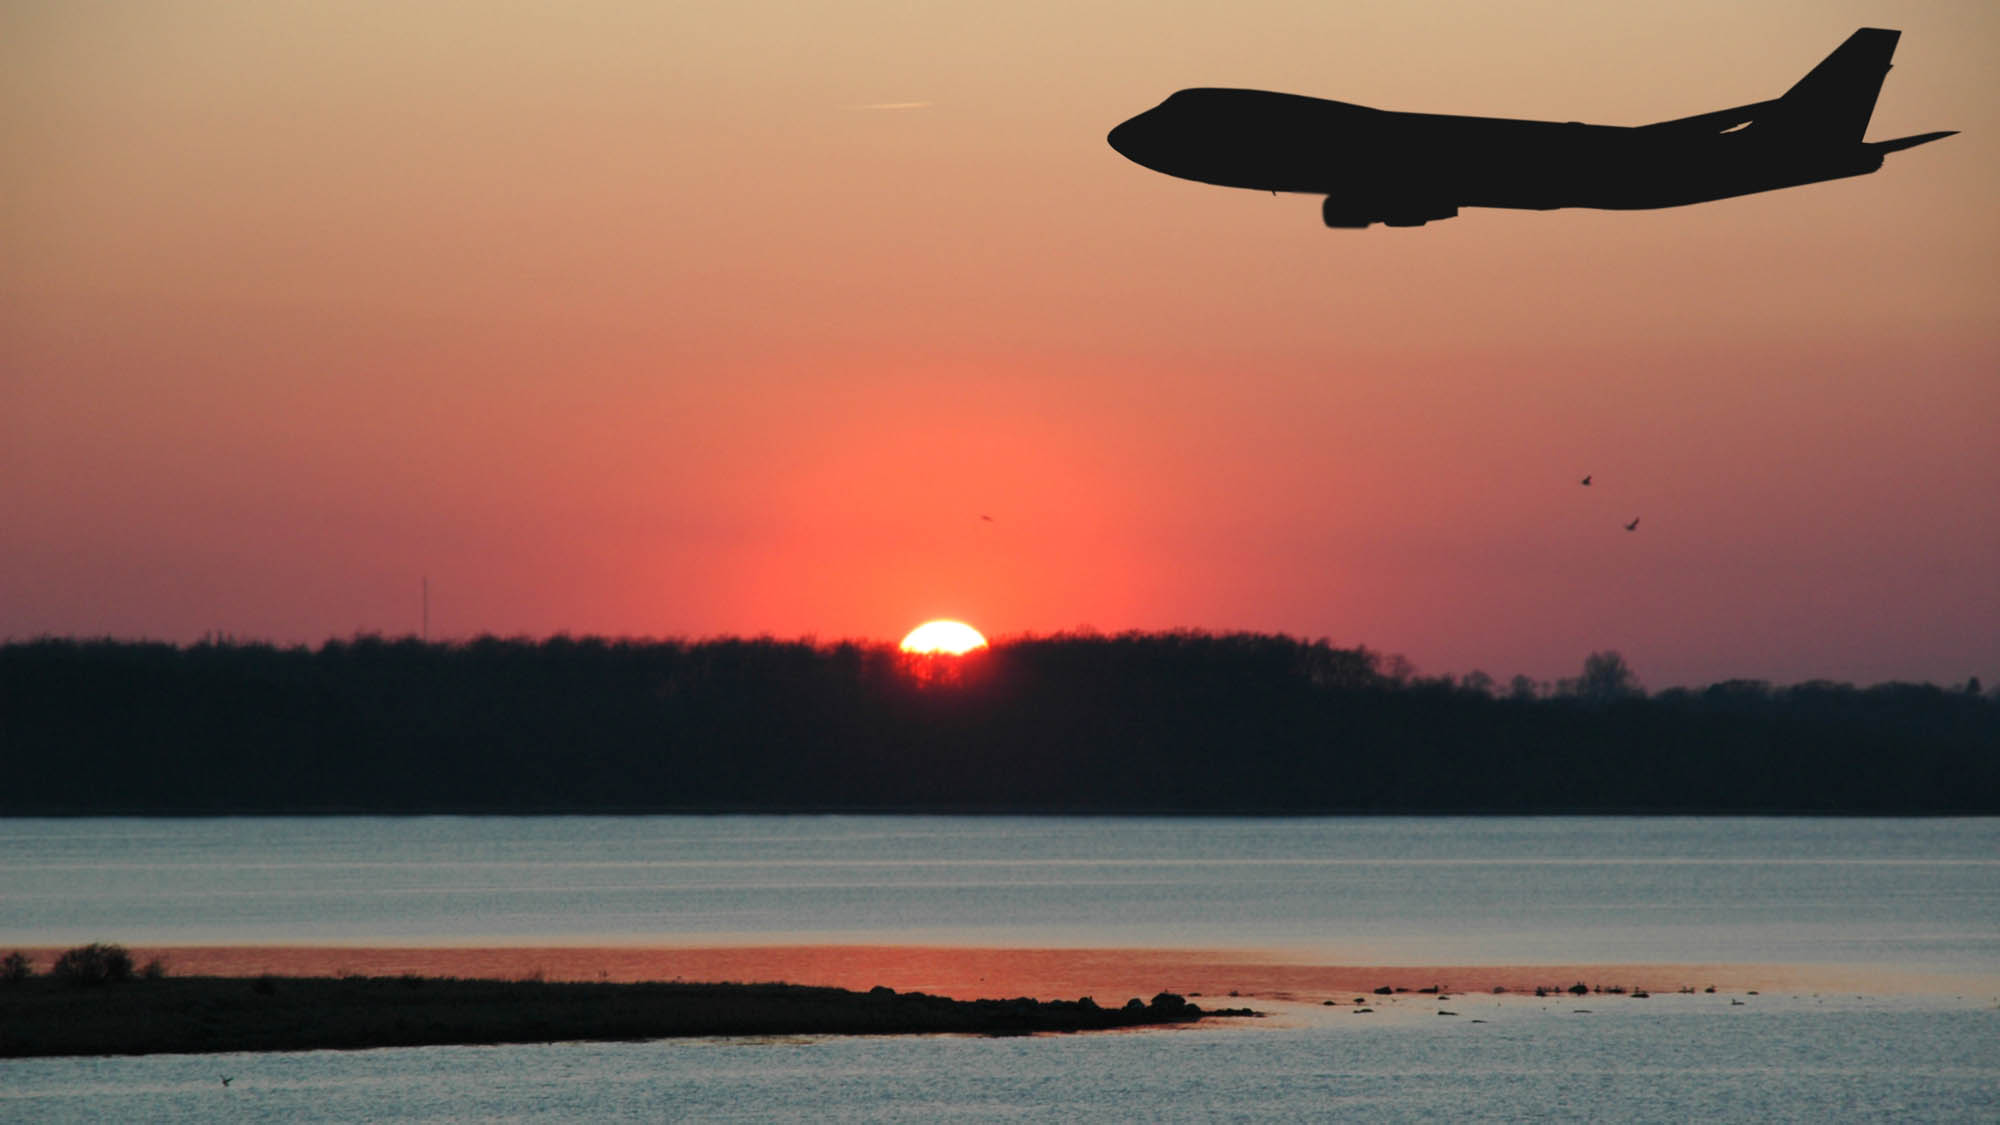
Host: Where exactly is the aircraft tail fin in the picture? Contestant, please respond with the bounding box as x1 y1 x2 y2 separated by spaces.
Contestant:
1769 27 1900 144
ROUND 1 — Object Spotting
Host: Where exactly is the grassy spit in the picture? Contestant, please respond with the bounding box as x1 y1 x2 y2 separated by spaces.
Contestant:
0 976 1251 1058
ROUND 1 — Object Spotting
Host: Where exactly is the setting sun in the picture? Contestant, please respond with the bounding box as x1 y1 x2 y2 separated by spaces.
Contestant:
899 620 989 655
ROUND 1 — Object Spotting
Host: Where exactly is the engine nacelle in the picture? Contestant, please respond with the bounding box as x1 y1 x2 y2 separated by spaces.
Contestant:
1323 196 1459 228
1383 203 1458 227
1321 197 1374 228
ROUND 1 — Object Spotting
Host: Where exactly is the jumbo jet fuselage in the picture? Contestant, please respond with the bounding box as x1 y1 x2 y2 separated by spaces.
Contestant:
1107 28 1953 227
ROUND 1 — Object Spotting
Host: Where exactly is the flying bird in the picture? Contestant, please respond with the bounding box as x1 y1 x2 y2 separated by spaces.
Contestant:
1581 475 1592 486
1625 517 1640 531
980 514 994 522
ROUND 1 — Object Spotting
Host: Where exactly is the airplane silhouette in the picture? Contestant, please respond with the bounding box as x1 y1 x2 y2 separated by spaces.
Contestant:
1108 28 1953 228
1625 517 1641 531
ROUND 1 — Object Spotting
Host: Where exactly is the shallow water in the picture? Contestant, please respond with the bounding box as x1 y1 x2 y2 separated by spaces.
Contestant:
3 816 1996 1119
4 998 1995 1123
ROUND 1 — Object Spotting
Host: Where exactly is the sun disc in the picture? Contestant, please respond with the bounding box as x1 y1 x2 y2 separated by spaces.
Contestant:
899 620 988 655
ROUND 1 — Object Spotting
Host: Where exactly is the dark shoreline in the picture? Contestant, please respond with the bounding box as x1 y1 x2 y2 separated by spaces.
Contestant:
8 634 1994 816
0 977 1250 1059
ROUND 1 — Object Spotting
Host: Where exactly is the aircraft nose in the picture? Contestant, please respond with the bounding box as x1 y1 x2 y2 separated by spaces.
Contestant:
1107 111 1152 161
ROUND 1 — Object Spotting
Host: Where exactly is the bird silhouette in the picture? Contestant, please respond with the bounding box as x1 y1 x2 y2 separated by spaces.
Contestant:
221 1076 233 1087
1624 517 1640 531
979 514 994 522
1581 475 1591 486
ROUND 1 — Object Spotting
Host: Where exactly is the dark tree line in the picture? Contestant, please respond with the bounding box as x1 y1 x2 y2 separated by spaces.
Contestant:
2 633 1994 815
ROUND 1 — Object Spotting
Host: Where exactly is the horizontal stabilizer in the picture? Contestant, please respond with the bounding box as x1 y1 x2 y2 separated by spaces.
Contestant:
1870 130 1957 154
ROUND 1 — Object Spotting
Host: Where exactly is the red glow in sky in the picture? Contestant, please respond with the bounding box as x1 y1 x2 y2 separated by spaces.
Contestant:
3 1 1995 687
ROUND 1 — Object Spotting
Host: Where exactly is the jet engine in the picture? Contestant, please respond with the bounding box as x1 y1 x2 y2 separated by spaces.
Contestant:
1383 203 1458 227
1322 196 1458 228
1320 198 1376 228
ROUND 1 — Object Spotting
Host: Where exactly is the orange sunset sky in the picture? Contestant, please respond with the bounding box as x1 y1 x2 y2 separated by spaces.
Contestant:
4 1 1995 688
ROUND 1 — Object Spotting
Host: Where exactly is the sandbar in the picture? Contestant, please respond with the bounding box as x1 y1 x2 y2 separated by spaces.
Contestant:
25 945 1964 1003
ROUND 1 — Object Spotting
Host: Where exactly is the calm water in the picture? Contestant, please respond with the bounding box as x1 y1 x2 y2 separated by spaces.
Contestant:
4 816 1997 967
5 1002 1995 1123
4 816 1997 1120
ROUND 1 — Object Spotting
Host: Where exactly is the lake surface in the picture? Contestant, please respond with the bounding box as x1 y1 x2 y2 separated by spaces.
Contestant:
7 815 1999 968
4 816 1996 1120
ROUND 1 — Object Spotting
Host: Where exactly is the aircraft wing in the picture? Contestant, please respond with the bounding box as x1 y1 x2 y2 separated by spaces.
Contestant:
1641 100 1777 135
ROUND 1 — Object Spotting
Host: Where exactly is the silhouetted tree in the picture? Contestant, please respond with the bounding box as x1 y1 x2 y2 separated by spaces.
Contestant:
51 944 134 987
1565 651 1643 703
